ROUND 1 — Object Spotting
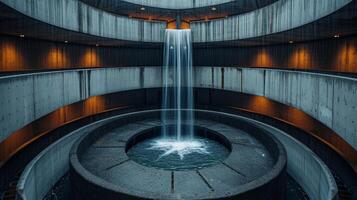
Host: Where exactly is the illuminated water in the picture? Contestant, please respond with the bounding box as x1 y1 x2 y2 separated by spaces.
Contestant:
127 136 230 170
161 29 194 141
149 139 209 160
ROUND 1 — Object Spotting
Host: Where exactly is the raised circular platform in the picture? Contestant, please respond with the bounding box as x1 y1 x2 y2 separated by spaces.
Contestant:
70 110 287 200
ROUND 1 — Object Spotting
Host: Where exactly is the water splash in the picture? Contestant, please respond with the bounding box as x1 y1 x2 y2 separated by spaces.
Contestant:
162 29 194 140
148 138 209 160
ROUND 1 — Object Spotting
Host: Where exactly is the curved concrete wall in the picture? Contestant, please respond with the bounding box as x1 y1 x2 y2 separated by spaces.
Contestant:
0 0 165 42
15 110 337 200
0 0 351 43
195 67 357 150
191 0 352 42
16 113 114 200
1 67 356 150
122 0 233 9
245 116 338 200
0 67 161 143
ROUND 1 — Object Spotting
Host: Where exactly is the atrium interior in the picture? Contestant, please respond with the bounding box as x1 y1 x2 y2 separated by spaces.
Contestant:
0 0 356 199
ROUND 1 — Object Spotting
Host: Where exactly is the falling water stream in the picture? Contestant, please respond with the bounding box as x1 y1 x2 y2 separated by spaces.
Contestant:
161 29 194 141
127 30 230 168
150 29 209 160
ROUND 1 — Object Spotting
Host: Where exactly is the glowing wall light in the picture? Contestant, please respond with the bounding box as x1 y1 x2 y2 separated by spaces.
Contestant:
288 46 313 69
166 21 190 29
46 47 69 69
0 41 25 71
80 48 101 67
251 49 274 67
334 42 357 72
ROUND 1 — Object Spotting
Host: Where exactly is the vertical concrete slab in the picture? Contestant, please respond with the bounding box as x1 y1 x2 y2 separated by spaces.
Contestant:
0 76 34 142
242 68 264 96
315 76 334 127
264 70 334 128
33 73 64 119
143 67 161 88
89 69 107 97
63 71 81 105
211 67 222 89
194 67 213 88
223 67 242 92
333 78 357 150
105 67 141 93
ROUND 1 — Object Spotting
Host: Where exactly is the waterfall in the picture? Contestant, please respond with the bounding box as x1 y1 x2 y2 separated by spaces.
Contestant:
162 29 194 141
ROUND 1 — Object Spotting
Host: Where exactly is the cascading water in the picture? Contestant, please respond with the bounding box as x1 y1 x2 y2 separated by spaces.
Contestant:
161 29 194 141
146 29 211 161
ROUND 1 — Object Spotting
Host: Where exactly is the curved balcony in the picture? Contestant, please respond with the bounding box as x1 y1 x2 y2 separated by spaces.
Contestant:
0 0 353 43
0 67 356 167
79 0 278 22
121 0 234 9
191 0 353 42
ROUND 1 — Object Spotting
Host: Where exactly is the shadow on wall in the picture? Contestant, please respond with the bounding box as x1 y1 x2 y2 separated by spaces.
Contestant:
0 41 26 71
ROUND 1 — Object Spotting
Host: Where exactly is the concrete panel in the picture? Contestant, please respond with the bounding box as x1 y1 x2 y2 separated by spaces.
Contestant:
105 67 141 93
211 67 222 89
242 68 265 96
89 69 107 97
264 70 334 127
33 73 64 119
223 67 242 92
143 67 162 88
63 71 81 105
194 67 223 89
333 78 357 149
194 67 213 88
0 76 34 142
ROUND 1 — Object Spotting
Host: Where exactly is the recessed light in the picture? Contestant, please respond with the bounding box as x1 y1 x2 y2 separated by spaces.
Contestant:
211 7 217 11
19 34 25 38
289 40 294 44
334 34 340 38
64 40 68 43
140 7 145 11
96 44 99 47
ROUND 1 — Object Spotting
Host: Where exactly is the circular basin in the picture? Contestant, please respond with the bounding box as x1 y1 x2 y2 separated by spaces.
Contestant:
70 110 287 200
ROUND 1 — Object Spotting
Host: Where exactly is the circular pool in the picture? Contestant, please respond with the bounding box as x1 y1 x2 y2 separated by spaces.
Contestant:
126 126 231 171
70 110 287 200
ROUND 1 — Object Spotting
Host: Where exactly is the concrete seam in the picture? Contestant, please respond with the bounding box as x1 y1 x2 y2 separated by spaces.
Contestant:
196 170 214 192
171 171 174 193
105 159 130 171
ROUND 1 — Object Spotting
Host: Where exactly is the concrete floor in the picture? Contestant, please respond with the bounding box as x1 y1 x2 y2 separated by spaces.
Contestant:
78 118 276 199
